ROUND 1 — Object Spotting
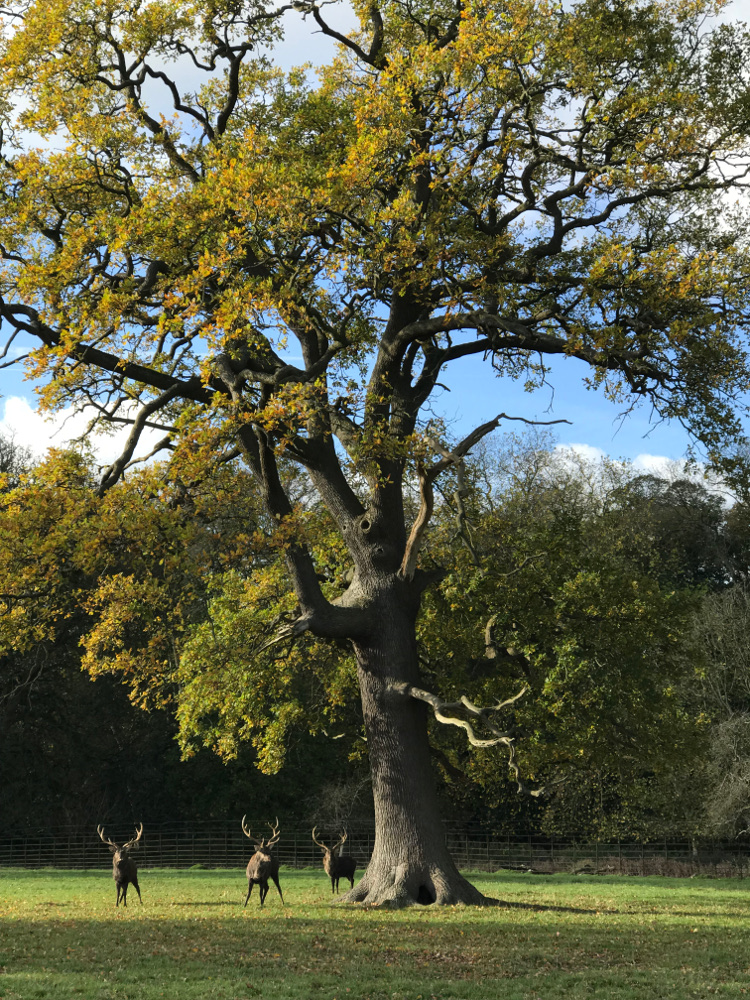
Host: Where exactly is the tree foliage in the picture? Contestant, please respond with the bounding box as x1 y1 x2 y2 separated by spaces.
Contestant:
410 438 709 835
4 432 750 840
0 444 364 830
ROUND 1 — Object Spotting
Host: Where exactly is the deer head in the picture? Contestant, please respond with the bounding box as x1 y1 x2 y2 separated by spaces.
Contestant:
311 827 347 857
242 816 281 853
97 823 143 865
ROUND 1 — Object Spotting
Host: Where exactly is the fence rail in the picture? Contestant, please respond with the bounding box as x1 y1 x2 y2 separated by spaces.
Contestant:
2 823 750 877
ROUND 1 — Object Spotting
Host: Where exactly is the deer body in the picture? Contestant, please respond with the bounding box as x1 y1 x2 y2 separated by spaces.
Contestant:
242 817 283 907
312 828 357 894
97 824 143 907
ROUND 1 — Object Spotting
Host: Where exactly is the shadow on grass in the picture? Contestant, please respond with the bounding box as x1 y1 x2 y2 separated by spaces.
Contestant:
168 901 238 907
488 897 605 914
469 869 750 893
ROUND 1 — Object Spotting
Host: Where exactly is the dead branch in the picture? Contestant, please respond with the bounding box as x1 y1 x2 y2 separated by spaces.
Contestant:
393 679 543 795
392 682 546 798
392 680 527 747
398 413 569 580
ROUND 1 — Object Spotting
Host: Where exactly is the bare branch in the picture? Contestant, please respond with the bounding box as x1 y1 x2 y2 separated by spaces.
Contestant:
393 680 528 745
98 384 183 494
398 414 569 579
427 413 571 480
393 680 544 795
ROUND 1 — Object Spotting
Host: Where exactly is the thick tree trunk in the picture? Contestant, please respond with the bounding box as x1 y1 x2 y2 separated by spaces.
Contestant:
340 590 489 907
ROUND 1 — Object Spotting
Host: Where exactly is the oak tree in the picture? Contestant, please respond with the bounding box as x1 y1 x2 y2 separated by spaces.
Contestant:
2 0 750 904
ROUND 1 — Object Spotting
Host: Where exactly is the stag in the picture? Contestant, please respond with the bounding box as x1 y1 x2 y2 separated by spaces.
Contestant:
312 828 357 894
242 816 283 907
97 823 143 907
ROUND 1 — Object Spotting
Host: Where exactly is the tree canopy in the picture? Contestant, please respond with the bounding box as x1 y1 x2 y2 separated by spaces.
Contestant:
2 0 750 904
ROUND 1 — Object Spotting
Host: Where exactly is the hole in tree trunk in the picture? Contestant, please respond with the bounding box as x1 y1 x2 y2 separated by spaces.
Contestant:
416 884 436 905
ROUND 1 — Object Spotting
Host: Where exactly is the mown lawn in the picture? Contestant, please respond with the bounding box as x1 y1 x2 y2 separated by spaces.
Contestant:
0 867 749 999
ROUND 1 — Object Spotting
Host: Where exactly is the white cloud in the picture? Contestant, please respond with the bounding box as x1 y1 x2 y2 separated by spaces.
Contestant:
556 444 696 480
0 396 166 467
554 443 607 465
632 452 676 478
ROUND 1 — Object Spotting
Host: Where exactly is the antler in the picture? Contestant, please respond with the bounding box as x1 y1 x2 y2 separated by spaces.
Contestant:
332 830 348 853
97 825 118 849
241 815 262 847
266 817 281 848
122 823 144 850
311 826 328 851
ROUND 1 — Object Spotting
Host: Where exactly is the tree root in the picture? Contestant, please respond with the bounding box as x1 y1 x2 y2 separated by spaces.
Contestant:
336 861 492 908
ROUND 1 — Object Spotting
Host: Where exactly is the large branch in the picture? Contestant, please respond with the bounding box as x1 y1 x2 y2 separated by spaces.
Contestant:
233 423 369 638
398 414 569 580
398 312 670 382
305 3 386 68
0 300 216 403
253 600 371 653
392 680 542 795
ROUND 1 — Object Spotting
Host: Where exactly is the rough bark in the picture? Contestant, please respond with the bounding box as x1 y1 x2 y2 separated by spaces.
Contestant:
337 581 489 907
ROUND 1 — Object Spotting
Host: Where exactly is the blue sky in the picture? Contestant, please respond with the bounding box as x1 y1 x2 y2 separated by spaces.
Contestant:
1 0 748 469
0 315 705 471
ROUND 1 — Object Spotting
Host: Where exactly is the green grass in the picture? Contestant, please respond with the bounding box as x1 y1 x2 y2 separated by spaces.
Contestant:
1 868 749 1000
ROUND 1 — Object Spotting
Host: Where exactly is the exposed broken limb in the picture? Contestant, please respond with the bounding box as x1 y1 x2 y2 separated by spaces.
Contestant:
393 680 529 747
392 680 543 796
399 414 569 580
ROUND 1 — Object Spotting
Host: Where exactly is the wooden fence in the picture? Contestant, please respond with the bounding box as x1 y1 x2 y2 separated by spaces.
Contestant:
2 823 750 877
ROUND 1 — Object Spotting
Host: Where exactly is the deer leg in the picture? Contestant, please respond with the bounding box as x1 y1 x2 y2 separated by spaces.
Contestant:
122 884 128 907
244 882 253 907
132 877 142 904
115 884 121 907
259 883 267 906
330 877 335 894
348 875 354 889
271 874 284 906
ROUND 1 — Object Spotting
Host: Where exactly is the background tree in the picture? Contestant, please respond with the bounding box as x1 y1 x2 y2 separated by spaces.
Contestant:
0 442 363 831
1 0 750 904
413 435 709 839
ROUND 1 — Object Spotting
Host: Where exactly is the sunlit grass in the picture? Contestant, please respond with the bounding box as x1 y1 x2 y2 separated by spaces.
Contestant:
1 868 749 999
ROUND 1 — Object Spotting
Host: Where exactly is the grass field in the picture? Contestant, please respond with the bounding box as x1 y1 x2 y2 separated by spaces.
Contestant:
1 868 749 999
